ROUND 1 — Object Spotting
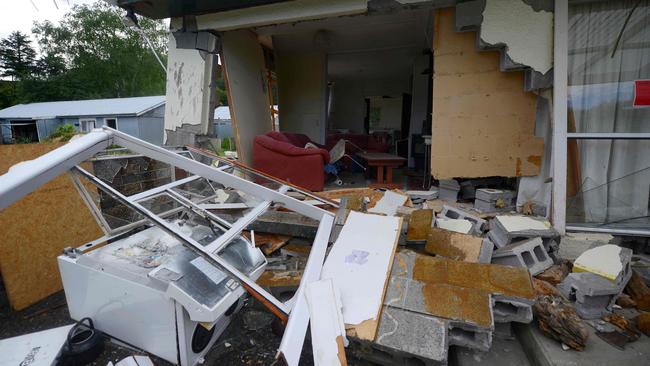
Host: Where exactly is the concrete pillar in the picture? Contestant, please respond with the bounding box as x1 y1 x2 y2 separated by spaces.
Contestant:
163 18 218 146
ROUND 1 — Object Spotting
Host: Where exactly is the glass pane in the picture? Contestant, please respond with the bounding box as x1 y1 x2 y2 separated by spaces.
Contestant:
566 140 650 230
568 1 650 133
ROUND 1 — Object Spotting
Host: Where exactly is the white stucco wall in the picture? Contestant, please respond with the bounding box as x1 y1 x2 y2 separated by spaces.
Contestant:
481 0 554 74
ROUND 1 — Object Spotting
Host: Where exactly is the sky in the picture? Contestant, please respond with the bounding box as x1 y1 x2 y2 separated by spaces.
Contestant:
0 0 97 40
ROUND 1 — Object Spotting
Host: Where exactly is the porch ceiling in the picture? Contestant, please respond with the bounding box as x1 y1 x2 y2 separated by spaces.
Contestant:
113 0 292 19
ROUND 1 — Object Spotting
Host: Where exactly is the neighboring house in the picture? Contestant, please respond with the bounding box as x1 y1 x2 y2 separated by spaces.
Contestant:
213 106 233 139
212 105 278 139
0 96 166 145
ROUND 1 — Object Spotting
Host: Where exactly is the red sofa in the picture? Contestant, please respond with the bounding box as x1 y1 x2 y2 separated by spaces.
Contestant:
253 131 330 191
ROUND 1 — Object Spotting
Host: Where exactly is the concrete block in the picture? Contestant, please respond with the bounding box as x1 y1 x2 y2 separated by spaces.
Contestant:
557 247 633 319
492 296 533 324
488 215 557 248
474 188 516 213
474 198 515 213
439 179 460 201
475 188 515 203
439 205 486 235
491 237 553 276
448 321 492 352
557 271 631 320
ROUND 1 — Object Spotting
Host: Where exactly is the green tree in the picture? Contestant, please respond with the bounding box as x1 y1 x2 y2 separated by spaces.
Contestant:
0 31 37 80
28 2 168 101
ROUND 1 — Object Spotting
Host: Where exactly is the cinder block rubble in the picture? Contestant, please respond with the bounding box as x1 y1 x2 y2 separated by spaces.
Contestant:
439 179 460 201
439 205 486 235
557 247 633 319
488 215 558 248
557 272 630 319
492 296 534 324
474 188 516 213
491 237 553 276
448 321 492 352
376 250 536 361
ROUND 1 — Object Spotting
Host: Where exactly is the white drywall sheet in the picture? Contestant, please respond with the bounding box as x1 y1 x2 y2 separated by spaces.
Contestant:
367 190 408 216
0 324 73 366
305 279 348 366
321 211 401 326
481 0 553 74
222 30 274 166
574 244 623 281
496 215 551 232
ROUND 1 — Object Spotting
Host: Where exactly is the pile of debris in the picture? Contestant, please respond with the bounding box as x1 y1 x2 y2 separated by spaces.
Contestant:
252 183 650 365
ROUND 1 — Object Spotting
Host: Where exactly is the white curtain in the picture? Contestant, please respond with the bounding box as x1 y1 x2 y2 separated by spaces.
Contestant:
567 0 650 226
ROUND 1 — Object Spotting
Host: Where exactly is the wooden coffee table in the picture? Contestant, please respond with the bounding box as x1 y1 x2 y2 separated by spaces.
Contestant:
356 152 407 189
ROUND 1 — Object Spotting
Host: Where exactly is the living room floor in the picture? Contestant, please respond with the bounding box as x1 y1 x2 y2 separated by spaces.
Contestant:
323 168 428 191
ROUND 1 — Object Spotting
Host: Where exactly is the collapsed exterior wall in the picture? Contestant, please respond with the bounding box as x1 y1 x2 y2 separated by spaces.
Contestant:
430 7 544 179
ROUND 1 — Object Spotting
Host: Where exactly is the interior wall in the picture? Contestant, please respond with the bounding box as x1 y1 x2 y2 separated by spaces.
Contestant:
275 48 327 143
369 96 403 131
430 8 543 179
222 30 274 165
329 78 411 133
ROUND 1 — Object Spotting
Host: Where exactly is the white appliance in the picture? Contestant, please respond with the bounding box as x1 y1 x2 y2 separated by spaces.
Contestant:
58 222 266 366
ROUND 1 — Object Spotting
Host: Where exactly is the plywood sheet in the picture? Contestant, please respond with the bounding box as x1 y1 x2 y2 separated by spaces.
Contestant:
222 30 274 166
430 8 543 178
0 143 103 310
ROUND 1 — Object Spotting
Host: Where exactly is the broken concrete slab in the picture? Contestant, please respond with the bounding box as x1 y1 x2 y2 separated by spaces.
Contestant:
406 209 434 243
558 232 614 261
374 306 449 363
488 215 557 248
384 276 494 330
425 228 493 263
401 251 535 304
439 205 486 235
491 237 553 276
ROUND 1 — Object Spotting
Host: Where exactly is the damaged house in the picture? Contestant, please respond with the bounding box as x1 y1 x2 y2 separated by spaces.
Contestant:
131 0 650 236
